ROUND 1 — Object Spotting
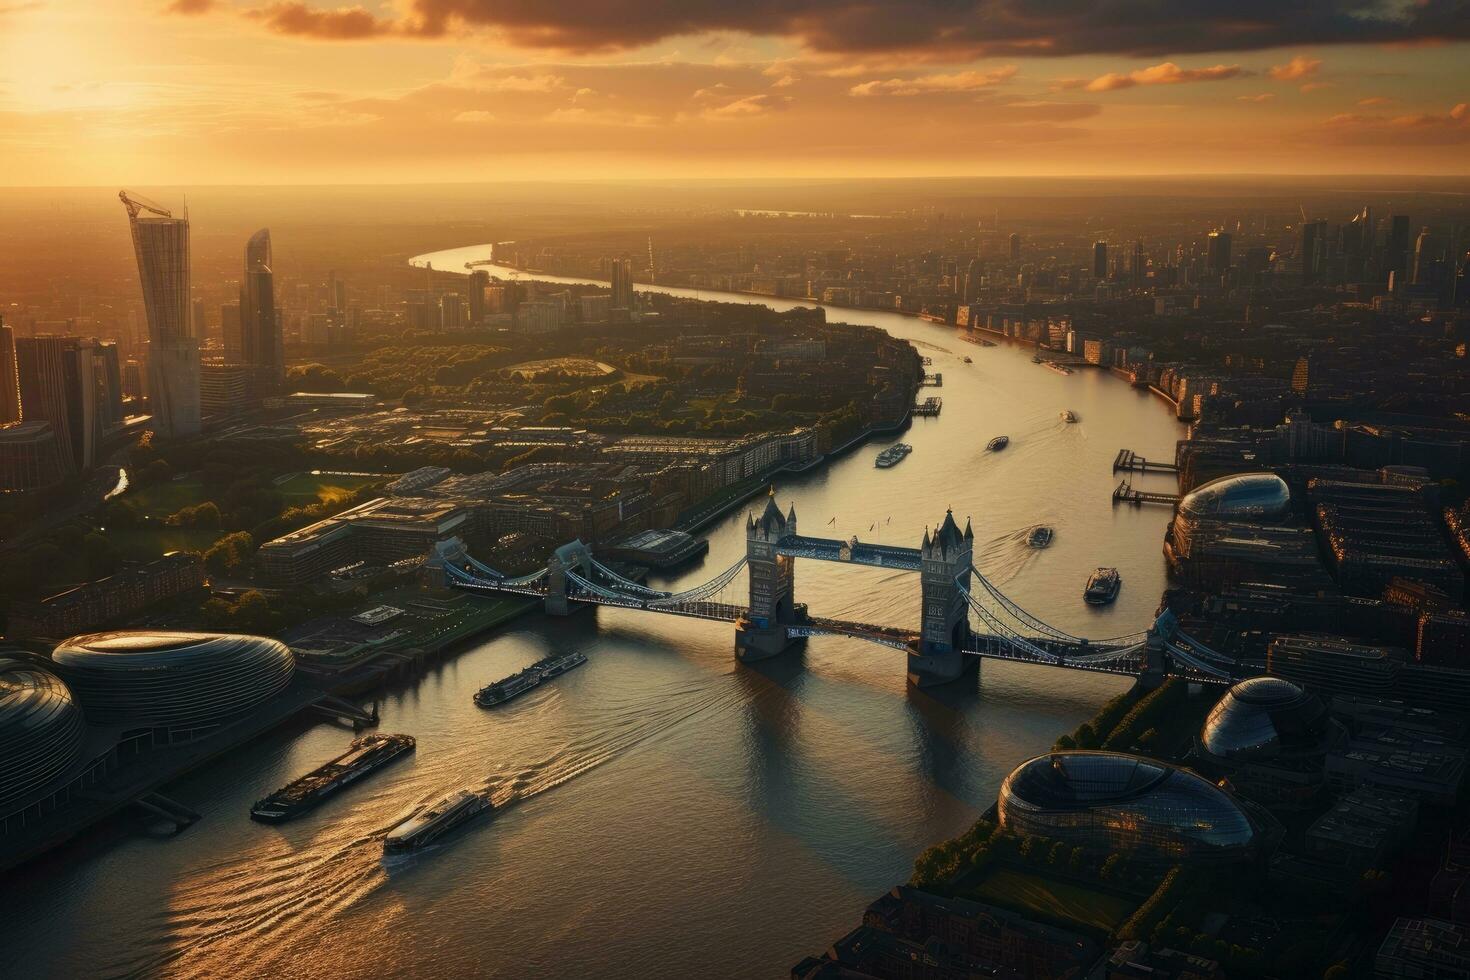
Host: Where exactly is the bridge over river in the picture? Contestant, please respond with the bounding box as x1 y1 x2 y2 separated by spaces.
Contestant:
447 495 1233 688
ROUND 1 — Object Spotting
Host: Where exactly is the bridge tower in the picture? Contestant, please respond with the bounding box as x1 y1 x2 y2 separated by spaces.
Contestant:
544 539 593 616
735 493 803 661
908 509 974 686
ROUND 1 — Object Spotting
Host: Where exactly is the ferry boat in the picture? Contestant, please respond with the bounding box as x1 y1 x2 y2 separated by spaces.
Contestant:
534 651 587 678
383 790 490 853
474 666 543 707
1061 410 1079 423
874 443 913 468
1084 567 1122 605
251 734 415 824
962 355 973 364
1028 526 1053 548
986 436 1009 451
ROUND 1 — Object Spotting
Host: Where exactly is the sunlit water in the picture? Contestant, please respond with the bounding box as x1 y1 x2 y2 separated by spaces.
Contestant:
1 248 1184 979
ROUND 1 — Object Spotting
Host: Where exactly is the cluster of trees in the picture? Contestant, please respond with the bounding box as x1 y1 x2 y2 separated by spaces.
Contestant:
1054 687 1141 751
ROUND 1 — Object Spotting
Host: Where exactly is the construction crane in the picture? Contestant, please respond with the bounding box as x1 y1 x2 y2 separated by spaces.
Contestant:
119 190 174 220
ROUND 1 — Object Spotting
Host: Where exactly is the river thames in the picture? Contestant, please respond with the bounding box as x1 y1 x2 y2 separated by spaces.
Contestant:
2 248 1184 979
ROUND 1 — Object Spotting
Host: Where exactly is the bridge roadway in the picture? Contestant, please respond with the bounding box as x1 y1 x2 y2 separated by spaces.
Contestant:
776 534 922 571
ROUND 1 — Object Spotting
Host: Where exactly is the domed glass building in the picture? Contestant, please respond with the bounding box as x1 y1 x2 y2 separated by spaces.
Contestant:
1196 676 1344 809
52 632 294 738
997 751 1263 865
1172 472 1291 559
0 655 87 815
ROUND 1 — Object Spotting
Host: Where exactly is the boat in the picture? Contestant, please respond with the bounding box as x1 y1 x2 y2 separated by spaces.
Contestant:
1084 567 1122 605
534 651 587 678
251 734 416 824
474 666 543 707
1045 362 1073 376
383 789 490 853
1031 355 1042 364
1028 526 1053 548
962 355 973 363
1061 410 1079 423
987 436 1009 451
874 443 913 468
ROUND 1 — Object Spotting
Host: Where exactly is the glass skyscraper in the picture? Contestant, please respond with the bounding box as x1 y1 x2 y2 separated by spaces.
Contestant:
120 191 200 437
240 228 282 394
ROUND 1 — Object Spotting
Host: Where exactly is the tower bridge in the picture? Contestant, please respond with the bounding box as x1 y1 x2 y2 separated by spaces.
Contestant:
446 495 1235 688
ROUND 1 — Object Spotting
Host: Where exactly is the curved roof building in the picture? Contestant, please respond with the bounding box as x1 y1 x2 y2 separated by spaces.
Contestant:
1201 677 1340 762
52 632 293 735
0 655 86 815
1172 472 1292 559
1196 677 1344 809
998 751 1262 865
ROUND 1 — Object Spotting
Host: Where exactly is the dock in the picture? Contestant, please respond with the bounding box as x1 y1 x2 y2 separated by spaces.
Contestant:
920 373 943 387
1112 479 1179 507
1113 449 1179 474
912 396 943 417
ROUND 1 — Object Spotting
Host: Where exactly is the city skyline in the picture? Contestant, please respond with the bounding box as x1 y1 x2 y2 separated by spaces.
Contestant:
0 1 1467 185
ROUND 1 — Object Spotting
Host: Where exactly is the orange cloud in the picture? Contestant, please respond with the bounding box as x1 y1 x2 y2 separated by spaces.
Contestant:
245 2 395 39
849 67 1019 97
164 0 214 13
1269 55 1322 81
1062 61 1246 92
1357 96 1395 106
1237 93 1275 103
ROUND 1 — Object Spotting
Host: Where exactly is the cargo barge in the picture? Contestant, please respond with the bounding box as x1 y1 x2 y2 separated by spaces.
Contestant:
251 733 416 823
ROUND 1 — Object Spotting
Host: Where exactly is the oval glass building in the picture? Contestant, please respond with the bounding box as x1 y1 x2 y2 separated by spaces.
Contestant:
997 751 1262 865
0 655 87 815
52 632 294 738
1172 472 1291 559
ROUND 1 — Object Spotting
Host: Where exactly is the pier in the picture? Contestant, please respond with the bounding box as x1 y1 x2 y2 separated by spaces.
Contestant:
1112 449 1179 475
912 397 943 417
1112 479 1180 507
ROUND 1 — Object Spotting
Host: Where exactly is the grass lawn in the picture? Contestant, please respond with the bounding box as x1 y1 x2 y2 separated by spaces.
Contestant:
108 527 225 561
123 477 208 519
273 472 381 507
966 866 1137 935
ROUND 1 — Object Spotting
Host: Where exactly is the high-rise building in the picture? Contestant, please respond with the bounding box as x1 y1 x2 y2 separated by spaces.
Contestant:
467 270 489 326
15 335 96 474
1301 219 1327 284
1131 241 1145 285
610 258 634 310
1207 231 1232 275
221 303 242 363
1386 214 1412 286
120 191 200 437
240 228 283 395
1008 233 1021 262
0 320 20 425
1092 241 1108 280
963 258 983 303
1413 227 1439 285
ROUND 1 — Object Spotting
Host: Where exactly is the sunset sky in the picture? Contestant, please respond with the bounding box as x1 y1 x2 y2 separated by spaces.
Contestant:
1 0 1468 185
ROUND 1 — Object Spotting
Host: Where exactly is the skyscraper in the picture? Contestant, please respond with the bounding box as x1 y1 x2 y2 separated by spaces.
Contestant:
1008 233 1021 262
1093 241 1108 280
14 335 96 474
610 258 634 310
240 228 283 395
1206 231 1232 275
1300 219 1327 284
120 191 200 437
0 320 20 425
1386 214 1412 287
